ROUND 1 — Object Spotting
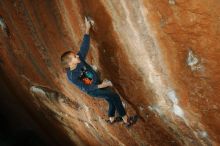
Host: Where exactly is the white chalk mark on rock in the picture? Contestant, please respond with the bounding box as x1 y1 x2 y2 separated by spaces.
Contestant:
173 104 184 118
91 65 98 71
0 16 9 36
30 86 46 97
187 49 204 71
198 131 208 138
0 16 6 31
168 0 176 5
167 90 185 119
148 105 163 116
187 50 198 66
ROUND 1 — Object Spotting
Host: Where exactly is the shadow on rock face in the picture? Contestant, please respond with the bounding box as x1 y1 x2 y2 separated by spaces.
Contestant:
0 129 46 146
0 102 47 146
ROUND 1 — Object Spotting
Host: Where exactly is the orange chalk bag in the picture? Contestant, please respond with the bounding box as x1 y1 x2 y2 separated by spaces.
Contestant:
79 66 93 85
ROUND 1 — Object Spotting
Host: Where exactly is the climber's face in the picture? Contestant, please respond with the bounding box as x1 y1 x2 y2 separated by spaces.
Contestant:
68 53 81 67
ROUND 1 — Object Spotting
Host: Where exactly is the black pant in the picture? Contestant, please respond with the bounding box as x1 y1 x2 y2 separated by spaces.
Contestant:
88 87 126 117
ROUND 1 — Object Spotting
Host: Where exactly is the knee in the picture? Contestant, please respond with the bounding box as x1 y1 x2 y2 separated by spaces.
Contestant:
112 93 120 99
110 94 121 103
104 92 121 102
104 95 114 103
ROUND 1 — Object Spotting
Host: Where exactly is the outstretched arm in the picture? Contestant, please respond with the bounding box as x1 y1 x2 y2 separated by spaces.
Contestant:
77 17 91 60
78 34 90 60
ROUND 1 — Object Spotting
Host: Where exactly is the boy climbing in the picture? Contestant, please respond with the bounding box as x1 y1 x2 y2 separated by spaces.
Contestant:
60 17 137 127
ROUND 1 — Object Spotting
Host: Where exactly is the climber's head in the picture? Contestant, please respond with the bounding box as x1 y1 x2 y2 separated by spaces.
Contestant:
60 50 80 70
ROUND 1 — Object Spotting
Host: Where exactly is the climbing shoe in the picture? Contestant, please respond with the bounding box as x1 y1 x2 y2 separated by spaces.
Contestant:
106 116 123 125
123 115 139 128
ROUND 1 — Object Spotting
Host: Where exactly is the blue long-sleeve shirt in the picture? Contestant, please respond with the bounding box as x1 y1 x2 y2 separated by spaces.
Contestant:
66 34 100 93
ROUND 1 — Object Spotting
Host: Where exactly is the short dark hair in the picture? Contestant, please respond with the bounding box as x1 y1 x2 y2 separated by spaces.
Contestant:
60 50 75 69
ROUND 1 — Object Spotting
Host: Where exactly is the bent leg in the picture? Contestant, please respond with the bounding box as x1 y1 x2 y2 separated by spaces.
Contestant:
111 92 126 117
106 98 116 117
88 88 126 117
88 88 116 117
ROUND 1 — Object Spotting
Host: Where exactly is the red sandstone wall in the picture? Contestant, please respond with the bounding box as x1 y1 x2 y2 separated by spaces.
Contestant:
0 0 219 145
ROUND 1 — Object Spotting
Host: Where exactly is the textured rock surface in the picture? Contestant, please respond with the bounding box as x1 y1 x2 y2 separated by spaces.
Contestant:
0 0 220 145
